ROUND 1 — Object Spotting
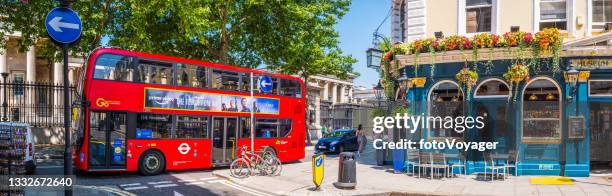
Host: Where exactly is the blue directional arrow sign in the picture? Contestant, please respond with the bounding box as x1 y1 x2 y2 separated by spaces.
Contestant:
258 75 273 93
45 7 82 44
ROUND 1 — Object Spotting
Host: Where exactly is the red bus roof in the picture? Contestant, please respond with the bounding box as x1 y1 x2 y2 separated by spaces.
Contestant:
87 47 304 83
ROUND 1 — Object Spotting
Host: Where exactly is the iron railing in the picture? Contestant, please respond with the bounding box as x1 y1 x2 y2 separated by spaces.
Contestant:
0 79 78 127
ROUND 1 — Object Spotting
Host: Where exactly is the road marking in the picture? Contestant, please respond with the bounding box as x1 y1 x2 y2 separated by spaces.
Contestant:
184 182 205 185
207 179 227 183
199 177 218 181
123 186 148 191
154 184 178 188
178 179 196 183
220 181 271 196
174 191 184 196
148 181 173 185
119 183 142 187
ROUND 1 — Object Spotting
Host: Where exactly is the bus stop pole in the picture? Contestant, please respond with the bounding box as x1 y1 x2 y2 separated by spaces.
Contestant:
63 43 73 196
250 73 254 154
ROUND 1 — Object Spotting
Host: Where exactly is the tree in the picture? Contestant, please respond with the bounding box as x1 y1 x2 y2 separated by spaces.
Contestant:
0 0 123 63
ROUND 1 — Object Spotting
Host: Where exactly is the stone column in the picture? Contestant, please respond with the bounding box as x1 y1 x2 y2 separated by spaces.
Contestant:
0 39 7 115
26 45 36 107
348 86 353 103
331 83 338 104
26 45 36 82
322 82 329 101
53 61 62 107
339 85 346 103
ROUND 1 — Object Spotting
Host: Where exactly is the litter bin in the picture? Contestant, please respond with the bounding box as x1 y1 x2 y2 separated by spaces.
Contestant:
334 152 356 189
392 149 405 173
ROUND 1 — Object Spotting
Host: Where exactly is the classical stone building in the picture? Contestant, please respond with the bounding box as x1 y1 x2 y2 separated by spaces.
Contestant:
304 74 357 139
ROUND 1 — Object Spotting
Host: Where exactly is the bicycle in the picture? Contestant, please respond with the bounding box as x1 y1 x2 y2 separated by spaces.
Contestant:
230 145 282 178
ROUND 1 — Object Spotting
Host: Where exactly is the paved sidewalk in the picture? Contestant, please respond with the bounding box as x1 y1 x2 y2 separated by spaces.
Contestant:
213 146 612 196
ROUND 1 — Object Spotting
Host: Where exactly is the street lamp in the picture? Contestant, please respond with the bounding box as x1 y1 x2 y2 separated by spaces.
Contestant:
374 80 384 102
564 63 579 102
367 48 383 70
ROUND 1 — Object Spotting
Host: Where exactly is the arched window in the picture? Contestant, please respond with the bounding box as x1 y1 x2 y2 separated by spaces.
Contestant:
474 78 510 98
428 80 464 139
522 77 561 144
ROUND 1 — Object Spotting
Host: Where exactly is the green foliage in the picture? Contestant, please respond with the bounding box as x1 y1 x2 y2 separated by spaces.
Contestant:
1 0 356 82
371 108 385 118
391 105 409 115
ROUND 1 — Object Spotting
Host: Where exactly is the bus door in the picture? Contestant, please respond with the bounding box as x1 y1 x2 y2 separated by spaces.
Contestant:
212 117 238 165
88 111 127 170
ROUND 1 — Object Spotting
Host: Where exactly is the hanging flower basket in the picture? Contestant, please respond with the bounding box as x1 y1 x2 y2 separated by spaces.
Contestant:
503 64 530 84
455 67 479 90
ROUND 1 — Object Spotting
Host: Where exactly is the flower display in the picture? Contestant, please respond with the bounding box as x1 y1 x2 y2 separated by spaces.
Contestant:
534 28 561 52
455 67 479 90
503 64 530 84
472 33 494 48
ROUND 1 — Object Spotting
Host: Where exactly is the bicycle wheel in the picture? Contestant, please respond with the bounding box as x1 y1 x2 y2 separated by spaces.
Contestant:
263 157 282 176
230 158 250 178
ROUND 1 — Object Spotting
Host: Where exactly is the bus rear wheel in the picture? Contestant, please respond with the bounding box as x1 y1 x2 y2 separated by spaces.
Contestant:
139 150 165 176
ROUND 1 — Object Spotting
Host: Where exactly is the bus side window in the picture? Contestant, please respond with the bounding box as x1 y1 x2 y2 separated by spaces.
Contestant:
280 79 301 97
176 115 208 139
255 118 279 138
136 114 172 139
176 64 207 89
93 54 133 81
279 119 292 137
137 60 173 85
212 69 240 91
240 117 251 138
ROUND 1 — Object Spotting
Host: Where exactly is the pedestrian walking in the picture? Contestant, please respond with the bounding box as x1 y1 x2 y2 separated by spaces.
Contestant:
356 124 366 157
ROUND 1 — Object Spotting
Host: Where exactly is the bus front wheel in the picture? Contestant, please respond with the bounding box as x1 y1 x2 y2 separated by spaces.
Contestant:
139 150 165 176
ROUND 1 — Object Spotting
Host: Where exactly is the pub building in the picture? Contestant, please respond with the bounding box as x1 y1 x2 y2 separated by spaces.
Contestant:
392 33 612 177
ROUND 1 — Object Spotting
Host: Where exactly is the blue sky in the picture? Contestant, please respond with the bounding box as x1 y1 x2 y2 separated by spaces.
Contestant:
335 1 390 88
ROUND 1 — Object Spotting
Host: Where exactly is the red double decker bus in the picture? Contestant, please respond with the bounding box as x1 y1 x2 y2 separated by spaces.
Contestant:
73 48 306 175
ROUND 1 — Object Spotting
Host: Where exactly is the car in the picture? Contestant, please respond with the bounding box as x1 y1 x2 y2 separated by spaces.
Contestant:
315 129 358 154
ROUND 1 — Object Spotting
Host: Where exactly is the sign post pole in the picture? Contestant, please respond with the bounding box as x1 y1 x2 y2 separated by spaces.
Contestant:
250 73 254 155
45 3 82 196
62 43 72 196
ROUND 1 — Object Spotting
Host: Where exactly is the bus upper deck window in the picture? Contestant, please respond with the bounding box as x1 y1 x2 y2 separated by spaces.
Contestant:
177 64 207 88
93 54 133 81
212 69 239 91
280 79 301 97
137 60 173 85
254 75 279 95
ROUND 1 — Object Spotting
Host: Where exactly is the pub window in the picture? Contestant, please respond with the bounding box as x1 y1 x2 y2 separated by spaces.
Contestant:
279 119 292 137
176 115 208 139
539 0 567 30
176 64 207 89
280 79 302 97
428 81 464 139
522 78 561 143
212 69 240 91
589 80 612 96
255 118 278 138
137 60 173 85
466 0 493 33
240 117 251 138
593 0 612 31
474 79 510 97
93 54 134 81
136 114 172 139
